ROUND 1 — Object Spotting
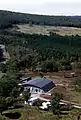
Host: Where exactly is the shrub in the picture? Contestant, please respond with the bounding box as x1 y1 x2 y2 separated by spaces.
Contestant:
0 115 6 120
23 90 31 102
33 99 43 107
51 93 61 115
73 78 81 92
41 60 59 72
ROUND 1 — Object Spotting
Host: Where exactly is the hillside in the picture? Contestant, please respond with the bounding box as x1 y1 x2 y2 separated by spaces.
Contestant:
1 10 81 120
1 10 81 29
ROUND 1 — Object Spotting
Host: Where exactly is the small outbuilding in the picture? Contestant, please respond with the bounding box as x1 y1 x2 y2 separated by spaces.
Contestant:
21 78 55 94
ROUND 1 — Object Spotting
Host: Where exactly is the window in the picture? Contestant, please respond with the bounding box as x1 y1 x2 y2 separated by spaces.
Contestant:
26 88 30 92
35 89 38 92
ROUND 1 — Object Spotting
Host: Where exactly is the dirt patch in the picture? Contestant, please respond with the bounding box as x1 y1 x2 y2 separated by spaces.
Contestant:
51 85 72 101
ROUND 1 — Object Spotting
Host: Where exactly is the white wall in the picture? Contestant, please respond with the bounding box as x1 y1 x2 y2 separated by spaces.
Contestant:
24 86 44 94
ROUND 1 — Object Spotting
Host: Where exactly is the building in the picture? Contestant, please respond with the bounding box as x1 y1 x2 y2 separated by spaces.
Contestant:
21 78 55 94
20 77 32 83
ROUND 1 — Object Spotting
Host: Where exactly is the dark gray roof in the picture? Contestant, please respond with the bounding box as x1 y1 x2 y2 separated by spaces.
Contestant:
22 78 55 92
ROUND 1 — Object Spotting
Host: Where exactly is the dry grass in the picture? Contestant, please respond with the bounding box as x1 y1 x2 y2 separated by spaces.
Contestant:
16 24 49 35
13 24 81 36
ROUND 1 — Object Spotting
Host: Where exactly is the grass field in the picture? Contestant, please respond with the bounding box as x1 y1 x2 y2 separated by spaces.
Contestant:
13 24 81 36
1 105 81 120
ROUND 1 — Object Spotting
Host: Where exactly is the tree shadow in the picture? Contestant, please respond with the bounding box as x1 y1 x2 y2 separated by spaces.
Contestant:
14 105 24 109
4 112 21 119
60 111 69 115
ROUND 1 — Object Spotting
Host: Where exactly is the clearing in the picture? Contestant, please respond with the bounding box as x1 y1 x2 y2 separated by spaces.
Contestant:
24 70 81 104
12 24 81 36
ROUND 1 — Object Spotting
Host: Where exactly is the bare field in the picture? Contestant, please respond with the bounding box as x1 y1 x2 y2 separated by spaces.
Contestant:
13 24 81 36
44 72 81 104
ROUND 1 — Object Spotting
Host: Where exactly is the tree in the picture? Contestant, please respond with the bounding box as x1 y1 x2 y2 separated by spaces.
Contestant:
0 74 18 97
39 72 44 78
0 97 7 115
51 93 61 115
73 78 81 92
41 60 59 72
5 97 14 109
10 87 20 98
23 89 31 102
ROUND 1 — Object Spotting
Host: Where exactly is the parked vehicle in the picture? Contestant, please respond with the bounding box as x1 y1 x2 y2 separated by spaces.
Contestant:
39 101 51 110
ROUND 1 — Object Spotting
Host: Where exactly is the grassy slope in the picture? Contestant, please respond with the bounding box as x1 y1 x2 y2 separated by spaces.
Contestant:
2 105 81 120
14 24 81 36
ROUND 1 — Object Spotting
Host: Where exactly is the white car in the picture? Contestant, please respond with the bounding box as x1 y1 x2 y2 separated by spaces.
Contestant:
39 102 51 110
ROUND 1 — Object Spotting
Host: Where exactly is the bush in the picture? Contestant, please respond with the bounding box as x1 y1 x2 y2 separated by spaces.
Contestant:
41 60 59 72
0 115 6 120
64 65 72 71
33 99 43 107
39 72 44 78
60 104 72 111
23 90 31 102
51 93 61 115
73 78 81 92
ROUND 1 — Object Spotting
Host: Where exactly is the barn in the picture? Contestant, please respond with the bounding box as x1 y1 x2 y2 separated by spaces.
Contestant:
21 78 55 94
